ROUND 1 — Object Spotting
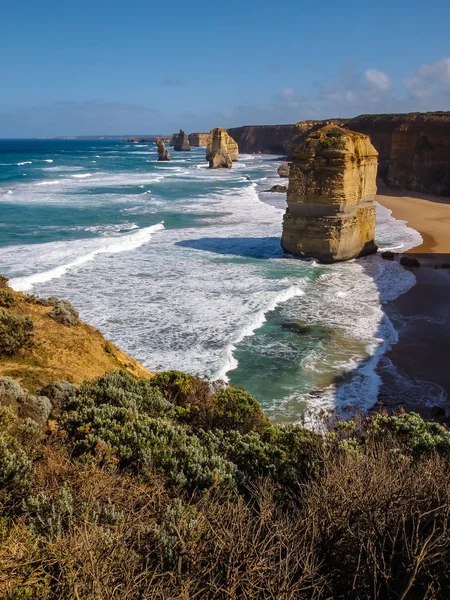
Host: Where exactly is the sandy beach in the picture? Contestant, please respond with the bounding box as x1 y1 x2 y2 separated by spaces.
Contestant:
375 185 450 416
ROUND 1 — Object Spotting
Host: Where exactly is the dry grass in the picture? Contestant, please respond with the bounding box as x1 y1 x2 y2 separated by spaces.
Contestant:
0 287 150 391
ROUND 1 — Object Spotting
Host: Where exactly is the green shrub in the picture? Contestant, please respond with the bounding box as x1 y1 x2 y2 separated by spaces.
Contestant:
63 372 235 490
210 387 269 433
0 288 15 308
24 482 74 539
0 310 35 357
0 407 33 493
326 127 345 138
370 411 450 457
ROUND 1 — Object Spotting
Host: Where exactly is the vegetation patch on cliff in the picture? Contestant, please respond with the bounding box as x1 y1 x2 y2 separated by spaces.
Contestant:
1 365 450 598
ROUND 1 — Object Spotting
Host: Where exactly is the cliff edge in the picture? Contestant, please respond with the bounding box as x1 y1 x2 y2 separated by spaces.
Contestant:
0 278 150 391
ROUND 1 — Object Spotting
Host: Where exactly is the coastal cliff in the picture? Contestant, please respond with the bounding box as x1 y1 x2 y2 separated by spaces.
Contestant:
227 124 297 154
189 132 211 147
345 113 450 196
206 128 239 168
229 112 450 196
281 125 378 263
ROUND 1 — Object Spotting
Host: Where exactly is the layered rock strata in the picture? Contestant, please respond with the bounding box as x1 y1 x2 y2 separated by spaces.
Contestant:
281 125 378 263
156 138 170 161
173 130 190 151
189 132 211 147
206 128 239 168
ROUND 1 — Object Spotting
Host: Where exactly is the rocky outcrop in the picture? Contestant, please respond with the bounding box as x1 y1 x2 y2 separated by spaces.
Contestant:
206 128 239 168
278 163 290 178
156 138 170 161
173 130 190 151
265 185 287 193
281 125 378 263
189 133 211 147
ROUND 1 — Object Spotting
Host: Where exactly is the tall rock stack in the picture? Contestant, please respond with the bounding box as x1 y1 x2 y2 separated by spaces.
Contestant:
156 138 170 161
281 125 378 263
206 128 239 168
173 130 190 151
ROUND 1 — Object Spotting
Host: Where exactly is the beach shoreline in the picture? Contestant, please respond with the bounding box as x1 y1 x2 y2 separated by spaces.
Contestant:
375 185 450 417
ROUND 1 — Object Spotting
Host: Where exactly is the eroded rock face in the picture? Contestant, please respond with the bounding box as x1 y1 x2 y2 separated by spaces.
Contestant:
206 128 239 168
189 133 211 147
281 125 378 263
173 130 190 151
156 138 170 161
277 163 290 178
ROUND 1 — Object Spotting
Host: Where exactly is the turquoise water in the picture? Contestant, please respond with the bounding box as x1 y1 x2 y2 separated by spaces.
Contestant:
0 139 421 421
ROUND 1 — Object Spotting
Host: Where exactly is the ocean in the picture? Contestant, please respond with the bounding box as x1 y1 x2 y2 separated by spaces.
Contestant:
0 139 422 422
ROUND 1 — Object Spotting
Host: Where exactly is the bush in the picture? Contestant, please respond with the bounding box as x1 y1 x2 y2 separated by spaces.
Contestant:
48 300 79 326
210 387 269 433
0 288 15 308
0 407 33 494
62 372 235 490
370 411 450 457
0 311 35 357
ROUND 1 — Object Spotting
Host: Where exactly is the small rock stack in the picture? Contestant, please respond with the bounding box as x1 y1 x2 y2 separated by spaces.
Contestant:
173 129 190 151
156 138 170 161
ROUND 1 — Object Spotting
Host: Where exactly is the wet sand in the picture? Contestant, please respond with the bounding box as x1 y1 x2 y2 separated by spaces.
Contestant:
375 186 450 417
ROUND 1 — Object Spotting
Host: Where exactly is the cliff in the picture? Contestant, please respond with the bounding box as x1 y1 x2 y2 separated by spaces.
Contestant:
173 130 190 151
189 132 211 147
0 279 150 390
345 112 450 196
281 125 378 263
206 128 239 168
228 112 450 197
227 124 297 154
156 138 170 161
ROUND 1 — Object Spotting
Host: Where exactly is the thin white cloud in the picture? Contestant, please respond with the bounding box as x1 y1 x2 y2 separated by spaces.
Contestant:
404 57 450 99
365 69 391 91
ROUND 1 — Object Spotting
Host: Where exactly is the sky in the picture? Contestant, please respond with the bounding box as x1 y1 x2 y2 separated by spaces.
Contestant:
1 0 450 136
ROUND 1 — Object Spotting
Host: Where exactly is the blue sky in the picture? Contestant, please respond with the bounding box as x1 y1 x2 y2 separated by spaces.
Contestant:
2 0 450 136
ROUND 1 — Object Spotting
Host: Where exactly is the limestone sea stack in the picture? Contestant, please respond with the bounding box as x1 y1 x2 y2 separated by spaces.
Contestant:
281 125 378 263
206 128 239 168
173 130 190 151
189 132 211 147
156 138 170 161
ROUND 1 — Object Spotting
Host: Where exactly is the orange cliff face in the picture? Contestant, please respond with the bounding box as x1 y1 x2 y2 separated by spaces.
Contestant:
281 125 378 263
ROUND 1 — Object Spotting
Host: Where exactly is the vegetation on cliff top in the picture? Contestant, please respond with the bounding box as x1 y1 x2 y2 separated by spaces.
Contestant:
2 366 450 599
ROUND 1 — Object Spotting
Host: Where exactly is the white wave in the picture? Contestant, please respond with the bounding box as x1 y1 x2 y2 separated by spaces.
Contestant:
35 180 62 186
17 161 32 166
71 173 92 178
215 285 305 380
42 159 53 163
9 223 164 292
